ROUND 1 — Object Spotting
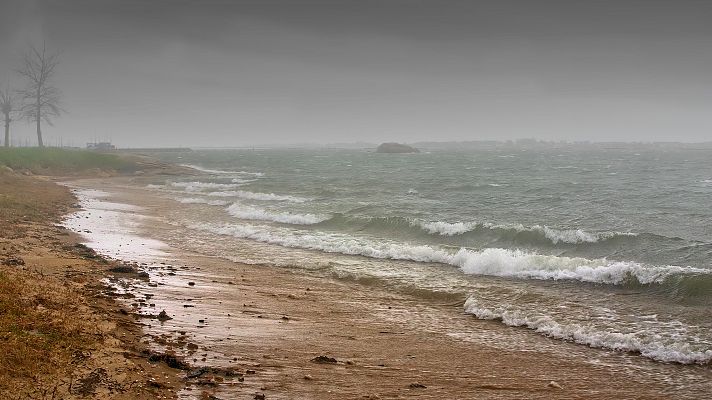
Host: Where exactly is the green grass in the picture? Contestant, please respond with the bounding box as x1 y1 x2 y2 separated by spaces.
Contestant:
0 147 140 174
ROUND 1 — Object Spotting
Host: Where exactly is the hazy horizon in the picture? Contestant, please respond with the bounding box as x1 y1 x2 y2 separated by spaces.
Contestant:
2 0 711 147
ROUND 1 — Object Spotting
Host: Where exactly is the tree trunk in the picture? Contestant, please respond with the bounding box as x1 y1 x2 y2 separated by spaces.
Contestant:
36 111 43 148
36 90 43 148
4 118 9 148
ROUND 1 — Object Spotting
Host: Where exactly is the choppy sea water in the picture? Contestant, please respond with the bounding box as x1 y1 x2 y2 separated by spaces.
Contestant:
140 145 712 365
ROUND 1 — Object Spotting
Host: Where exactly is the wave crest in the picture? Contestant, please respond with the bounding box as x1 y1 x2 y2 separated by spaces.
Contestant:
171 181 244 192
416 220 637 244
193 222 709 285
207 190 308 202
464 297 712 364
175 197 229 206
180 164 264 176
226 204 329 225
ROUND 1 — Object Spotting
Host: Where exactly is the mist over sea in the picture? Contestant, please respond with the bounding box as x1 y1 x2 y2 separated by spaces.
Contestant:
142 144 712 365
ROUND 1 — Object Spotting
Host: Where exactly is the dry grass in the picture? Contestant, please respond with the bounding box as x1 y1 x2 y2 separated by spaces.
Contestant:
0 171 71 234
0 267 96 395
0 171 94 396
0 170 184 399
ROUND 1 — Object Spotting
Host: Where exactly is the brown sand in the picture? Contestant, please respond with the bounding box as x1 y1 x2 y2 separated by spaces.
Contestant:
0 172 185 399
65 177 712 399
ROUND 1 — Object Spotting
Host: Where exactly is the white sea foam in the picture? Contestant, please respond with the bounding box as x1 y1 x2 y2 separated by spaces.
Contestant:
206 190 307 203
452 248 708 284
171 181 244 192
226 204 329 225
415 219 636 244
231 178 258 184
180 164 264 176
463 297 712 364
226 190 308 202
418 221 478 236
191 222 708 285
175 197 229 206
62 188 168 260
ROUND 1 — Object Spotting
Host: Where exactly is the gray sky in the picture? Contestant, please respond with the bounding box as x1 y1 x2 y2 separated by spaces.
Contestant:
1 0 711 147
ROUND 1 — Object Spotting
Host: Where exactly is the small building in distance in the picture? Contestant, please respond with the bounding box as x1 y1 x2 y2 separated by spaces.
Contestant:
86 142 116 151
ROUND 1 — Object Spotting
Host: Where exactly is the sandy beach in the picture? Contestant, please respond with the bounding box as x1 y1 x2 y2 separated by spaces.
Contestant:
0 171 186 399
3 2 712 398
56 175 712 399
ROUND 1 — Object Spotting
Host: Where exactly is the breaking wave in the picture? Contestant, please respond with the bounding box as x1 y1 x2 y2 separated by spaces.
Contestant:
464 297 712 364
204 190 308 202
191 222 710 286
319 215 639 246
175 197 229 206
416 220 636 244
171 181 245 192
180 164 264 176
226 204 329 225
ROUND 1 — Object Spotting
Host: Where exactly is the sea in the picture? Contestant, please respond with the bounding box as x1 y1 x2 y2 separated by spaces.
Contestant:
137 143 712 365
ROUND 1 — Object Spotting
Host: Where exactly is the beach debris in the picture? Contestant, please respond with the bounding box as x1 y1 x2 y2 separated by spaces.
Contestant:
311 355 338 364
548 380 563 389
70 368 108 396
187 367 209 379
1 256 25 266
145 350 190 370
303 374 313 380
195 378 218 386
146 379 166 389
254 393 266 400
109 264 136 273
158 310 172 321
188 281 196 286
409 383 427 389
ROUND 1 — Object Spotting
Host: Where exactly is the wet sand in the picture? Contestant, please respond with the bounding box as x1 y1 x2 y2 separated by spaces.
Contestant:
0 172 184 399
66 177 712 399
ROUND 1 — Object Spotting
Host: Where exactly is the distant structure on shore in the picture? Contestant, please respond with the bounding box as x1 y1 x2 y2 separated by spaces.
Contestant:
86 142 116 151
376 142 420 153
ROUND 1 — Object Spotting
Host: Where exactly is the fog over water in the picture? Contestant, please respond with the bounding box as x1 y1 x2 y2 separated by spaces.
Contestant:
1 0 712 147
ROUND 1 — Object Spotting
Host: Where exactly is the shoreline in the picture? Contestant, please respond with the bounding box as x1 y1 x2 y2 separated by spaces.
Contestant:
62 176 712 399
0 172 186 399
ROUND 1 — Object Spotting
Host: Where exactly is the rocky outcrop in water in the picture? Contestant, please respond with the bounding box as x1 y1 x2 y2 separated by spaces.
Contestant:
375 142 420 153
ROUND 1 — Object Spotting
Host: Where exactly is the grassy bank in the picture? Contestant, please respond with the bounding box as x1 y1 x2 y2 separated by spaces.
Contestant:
0 172 92 396
0 147 141 175
0 172 182 398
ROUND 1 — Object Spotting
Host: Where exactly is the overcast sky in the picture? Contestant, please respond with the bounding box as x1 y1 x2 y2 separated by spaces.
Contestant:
1 0 711 147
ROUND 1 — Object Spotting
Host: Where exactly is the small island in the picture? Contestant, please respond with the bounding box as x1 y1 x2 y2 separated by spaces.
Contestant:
375 142 420 153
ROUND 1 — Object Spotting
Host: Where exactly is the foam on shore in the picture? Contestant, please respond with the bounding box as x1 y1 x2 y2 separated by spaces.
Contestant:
63 187 168 261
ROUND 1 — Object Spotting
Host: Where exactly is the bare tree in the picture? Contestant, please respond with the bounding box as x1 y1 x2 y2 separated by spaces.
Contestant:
16 44 63 147
0 86 16 147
